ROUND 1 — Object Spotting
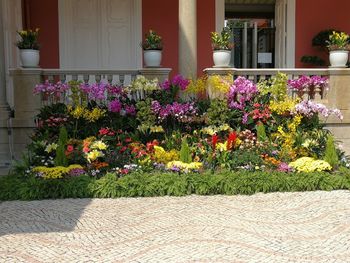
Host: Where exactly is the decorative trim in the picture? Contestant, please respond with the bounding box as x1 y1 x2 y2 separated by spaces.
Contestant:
134 0 142 68
286 0 295 68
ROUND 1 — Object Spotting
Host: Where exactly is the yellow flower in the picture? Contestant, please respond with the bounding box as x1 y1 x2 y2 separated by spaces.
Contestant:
289 157 332 172
32 164 83 179
166 161 203 171
216 142 227 152
69 105 86 119
269 97 299 115
185 76 207 94
150 125 164 133
153 146 179 164
84 108 106 122
91 140 107 150
86 150 104 163
207 75 233 94
45 143 58 153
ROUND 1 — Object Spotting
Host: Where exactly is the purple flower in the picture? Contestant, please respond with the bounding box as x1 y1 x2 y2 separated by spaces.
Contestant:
124 105 136 116
160 80 171 90
160 75 190 91
34 80 69 97
109 99 122 113
151 100 197 123
228 77 258 110
107 85 123 96
288 75 328 91
172 74 190 90
80 82 107 100
295 100 343 119
277 162 293 172
68 168 86 177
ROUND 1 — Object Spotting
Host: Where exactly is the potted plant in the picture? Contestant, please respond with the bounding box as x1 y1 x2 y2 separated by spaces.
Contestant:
211 27 233 67
16 28 40 68
327 31 350 67
142 30 163 67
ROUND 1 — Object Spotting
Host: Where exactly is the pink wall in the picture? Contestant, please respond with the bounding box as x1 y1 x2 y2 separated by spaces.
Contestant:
197 0 215 76
142 0 178 76
295 0 350 68
23 0 60 68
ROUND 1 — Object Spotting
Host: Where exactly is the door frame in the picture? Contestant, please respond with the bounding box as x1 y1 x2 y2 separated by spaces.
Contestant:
58 0 142 69
215 0 295 68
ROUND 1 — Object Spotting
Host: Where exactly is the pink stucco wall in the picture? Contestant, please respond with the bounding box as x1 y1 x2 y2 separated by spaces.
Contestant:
295 0 350 67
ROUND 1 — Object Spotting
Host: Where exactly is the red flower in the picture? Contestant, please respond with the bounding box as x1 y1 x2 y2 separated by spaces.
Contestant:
99 128 109 136
125 138 132 143
119 146 128 153
67 145 74 152
227 132 237 150
120 169 129 175
212 134 218 150
146 140 159 152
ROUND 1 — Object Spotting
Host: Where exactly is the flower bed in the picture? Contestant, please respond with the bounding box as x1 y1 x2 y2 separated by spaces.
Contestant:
9 72 350 199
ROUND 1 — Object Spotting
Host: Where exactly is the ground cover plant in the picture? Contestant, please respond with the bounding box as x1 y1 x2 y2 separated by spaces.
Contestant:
3 72 350 200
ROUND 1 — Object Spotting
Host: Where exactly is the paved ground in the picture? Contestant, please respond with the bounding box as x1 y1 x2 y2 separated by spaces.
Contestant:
1 191 350 263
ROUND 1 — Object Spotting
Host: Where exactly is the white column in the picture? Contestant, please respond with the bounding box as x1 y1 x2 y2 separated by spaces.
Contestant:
179 0 197 78
215 0 225 33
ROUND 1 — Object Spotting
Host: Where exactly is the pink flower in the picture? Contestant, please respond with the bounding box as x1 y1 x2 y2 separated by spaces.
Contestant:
109 99 122 113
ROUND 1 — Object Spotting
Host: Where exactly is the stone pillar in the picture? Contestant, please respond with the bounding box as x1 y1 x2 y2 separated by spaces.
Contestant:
9 69 42 161
179 0 197 78
0 1 11 174
139 68 172 82
323 69 350 153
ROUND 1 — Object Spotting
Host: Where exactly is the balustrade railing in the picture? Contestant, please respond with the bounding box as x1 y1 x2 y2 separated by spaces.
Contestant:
204 68 343 102
41 69 140 86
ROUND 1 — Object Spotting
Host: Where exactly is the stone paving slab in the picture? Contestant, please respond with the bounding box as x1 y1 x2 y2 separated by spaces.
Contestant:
1 191 350 262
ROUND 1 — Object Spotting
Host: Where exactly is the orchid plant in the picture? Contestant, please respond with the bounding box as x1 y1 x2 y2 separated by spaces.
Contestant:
141 30 163 50
327 31 350 51
16 28 40 50
211 27 233 50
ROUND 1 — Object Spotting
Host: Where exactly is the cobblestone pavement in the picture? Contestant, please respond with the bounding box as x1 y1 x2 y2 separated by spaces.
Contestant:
1 191 350 263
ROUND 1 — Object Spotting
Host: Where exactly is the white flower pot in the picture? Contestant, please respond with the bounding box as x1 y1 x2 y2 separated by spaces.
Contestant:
19 49 40 68
329 50 349 67
213 50 231 67
143 50 162 67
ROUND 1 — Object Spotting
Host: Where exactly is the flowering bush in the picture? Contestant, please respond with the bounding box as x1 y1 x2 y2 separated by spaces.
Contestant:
22 73 348 181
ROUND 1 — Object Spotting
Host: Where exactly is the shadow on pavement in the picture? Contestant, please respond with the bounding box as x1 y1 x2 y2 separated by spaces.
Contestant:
0 199 92 236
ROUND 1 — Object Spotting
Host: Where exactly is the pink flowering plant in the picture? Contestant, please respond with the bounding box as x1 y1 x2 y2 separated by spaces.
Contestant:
19 72 349 181
288 75 328 99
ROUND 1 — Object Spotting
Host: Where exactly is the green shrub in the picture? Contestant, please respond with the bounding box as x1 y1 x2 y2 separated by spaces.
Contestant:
324 134 339 169
1 170 349 201
180 137 192 163
256 123 267 142
54 126 68 167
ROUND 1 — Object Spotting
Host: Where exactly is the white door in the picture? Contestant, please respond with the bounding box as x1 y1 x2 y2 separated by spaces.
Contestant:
59 0 141 69
275 0 295 68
